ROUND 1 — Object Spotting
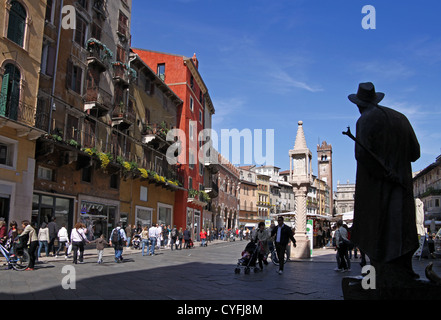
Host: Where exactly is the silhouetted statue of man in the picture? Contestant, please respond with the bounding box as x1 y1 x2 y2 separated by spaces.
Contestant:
348 82 420 288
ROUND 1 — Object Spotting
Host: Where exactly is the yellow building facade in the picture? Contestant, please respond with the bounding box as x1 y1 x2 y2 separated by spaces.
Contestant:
0 0 46 224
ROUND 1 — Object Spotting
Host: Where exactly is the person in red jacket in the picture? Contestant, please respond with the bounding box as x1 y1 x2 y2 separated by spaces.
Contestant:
200 229 207 247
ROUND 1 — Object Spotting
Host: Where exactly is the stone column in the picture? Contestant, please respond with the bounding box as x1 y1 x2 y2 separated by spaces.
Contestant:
291 184 311 259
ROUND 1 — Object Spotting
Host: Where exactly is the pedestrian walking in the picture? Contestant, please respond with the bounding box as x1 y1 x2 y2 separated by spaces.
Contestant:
271 216 296 275
125 224 132 249
47 217 59 256
71 222 89 264
148 224 157 255
170 225 178 250
200 228 207 247
37 222 50 258
109 223 127 263
335 220 350 272
253 221 270 270
56 224 69 259
177 227 183 250
20 220 38 271
140 226 149 256
184 227 191 249
90 234 108 264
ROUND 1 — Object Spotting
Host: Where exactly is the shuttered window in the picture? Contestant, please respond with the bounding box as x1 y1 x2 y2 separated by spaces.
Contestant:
7 1 26 47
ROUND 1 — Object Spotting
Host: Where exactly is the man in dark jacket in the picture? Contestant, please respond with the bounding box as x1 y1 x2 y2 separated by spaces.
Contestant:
48 217 59 257
271 216 296 274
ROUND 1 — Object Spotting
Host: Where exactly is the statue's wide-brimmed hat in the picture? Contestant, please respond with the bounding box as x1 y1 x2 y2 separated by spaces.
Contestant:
348 82 385 107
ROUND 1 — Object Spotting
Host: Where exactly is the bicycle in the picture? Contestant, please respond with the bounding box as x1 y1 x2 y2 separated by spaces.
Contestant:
268 242 289 266
0 242 30 271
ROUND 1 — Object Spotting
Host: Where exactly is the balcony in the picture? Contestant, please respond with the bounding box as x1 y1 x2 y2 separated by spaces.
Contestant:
141 123 173 151
187 189 208 208
111 103 135 130
204 180 219 199
112 62 130 88
86 39 113 72
84 86 112 117
0 96 35 127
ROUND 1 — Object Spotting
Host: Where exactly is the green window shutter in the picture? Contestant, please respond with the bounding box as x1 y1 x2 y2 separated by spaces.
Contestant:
0 74 9 116
7 1 26 47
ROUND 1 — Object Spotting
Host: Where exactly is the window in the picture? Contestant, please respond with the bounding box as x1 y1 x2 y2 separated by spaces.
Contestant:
189 96 194 112
1 64 21 121
199 162 204 176
136 207 152 227
157 63 165 81
188 177 193 190
140 186 148 202
189 149 195 169
91 22 102 40
110 174 119 189
41 43 56 76
82 166 92 182
199 110 203 124
74 15 88 47
0 144 8 166
38 166 54 181
118 11 128 36
0 136 17 169
66 60 83 94
189 121 195 141
7 1 27 47
158 204 172 226
117 45 126 63
45 0 55 23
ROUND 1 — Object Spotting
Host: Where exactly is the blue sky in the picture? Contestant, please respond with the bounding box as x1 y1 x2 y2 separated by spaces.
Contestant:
131 0 441 188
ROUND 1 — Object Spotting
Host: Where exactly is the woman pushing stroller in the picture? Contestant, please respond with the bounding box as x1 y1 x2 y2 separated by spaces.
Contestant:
252 222 271 270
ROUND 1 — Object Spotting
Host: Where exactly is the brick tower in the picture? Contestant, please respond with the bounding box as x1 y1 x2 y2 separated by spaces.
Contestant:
317 141 333 215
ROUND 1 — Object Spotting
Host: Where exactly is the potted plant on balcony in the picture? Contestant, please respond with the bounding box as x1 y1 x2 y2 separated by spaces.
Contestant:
188 189 199 199
114 101 124 117
141 124 153 135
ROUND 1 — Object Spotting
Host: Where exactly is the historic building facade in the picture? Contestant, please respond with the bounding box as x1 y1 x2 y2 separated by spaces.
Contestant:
131 48 216 238
413 154 441 221
0 0 46 225
32 0 134 238
211 154 239 230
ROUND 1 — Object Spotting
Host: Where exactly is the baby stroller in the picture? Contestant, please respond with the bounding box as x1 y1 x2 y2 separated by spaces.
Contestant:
132 234 141 249
234 241 264 274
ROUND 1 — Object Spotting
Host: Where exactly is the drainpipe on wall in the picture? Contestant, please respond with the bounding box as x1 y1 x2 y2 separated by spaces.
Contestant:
48 0 63 134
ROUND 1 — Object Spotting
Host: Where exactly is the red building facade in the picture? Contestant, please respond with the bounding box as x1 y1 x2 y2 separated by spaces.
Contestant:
132 49 215 235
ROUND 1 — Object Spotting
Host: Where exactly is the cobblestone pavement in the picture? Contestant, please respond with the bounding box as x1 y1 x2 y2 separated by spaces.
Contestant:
0 239 439 300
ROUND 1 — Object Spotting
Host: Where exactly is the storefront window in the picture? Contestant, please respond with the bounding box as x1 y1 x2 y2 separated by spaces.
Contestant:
80 201 117 240
158 205 172 226
32 194 73 231
55 198 70 231
136 207 152 228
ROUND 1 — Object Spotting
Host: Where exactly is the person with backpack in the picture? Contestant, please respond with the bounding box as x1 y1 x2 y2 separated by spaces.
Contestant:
109 222 127 263
170 225 178 251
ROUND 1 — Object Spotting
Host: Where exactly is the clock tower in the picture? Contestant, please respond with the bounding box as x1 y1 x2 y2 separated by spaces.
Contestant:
317 141 333 215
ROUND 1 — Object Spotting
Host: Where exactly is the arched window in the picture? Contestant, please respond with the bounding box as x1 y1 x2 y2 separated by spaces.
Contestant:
7 1 27 47
0 64 21 120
